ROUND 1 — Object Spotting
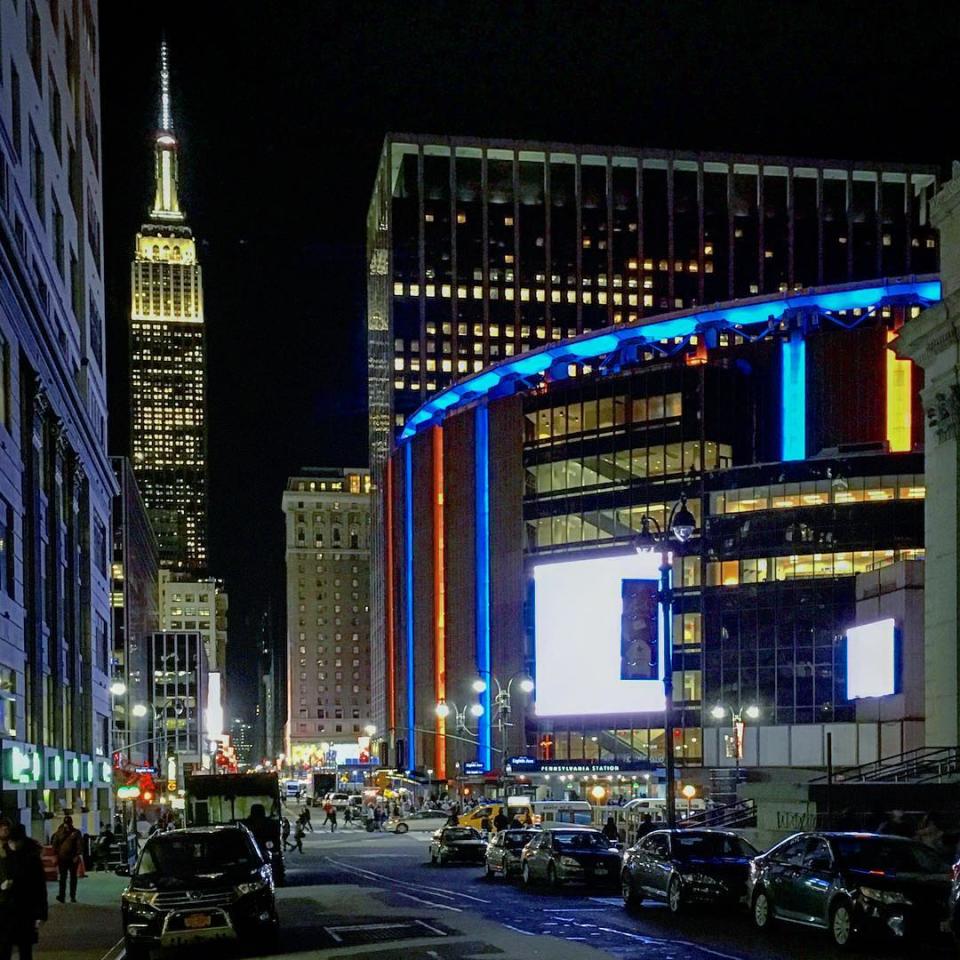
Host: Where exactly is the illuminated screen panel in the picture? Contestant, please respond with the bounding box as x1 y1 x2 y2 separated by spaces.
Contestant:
845 618 898 699
533 552 666 717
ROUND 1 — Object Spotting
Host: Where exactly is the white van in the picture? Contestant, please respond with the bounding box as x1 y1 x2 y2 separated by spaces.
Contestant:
530 800 592 825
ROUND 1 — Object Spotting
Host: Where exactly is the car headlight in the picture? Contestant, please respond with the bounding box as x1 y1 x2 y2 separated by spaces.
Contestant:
683 873 719 886
559 856 583 869
236 879 270 897
859 886 911 906
122 890 157 906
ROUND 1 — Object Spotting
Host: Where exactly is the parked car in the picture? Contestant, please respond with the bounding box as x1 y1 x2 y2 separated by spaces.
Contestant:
384 810 451 834
749 832 952 948
484 828 539 879
429 826 487 865
520 825 620 888
119 825 279 960
621 828 758 913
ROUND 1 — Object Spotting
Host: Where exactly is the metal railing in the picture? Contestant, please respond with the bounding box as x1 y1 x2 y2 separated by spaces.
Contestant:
810 746 960 785
679 797 757 829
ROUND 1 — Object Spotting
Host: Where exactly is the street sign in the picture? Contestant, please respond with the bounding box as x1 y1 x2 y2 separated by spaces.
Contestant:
463 761 485 776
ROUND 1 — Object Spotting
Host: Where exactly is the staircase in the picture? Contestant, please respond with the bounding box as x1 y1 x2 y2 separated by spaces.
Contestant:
681 797 757 829
809 746 960 786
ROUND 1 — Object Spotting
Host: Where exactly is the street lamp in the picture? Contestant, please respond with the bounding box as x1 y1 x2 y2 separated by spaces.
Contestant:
363 724 377 737
110 681 127 697
435 699 485 736
710 704 760 781
635 490 698 829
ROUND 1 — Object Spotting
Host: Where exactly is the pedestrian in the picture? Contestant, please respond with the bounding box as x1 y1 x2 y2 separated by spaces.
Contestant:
877 809 912 838
322 802 335 831
3 823 48 960
281 817 292 852
479 816 491 839
635 813 654 840
293 820 305 854
302 806 313 832
343 806 352 828
915 814 945 853
493 809 509 833
0 816 15 948
523 812 534 827
93 824 114 872
50 816 82 904
602 816 619 843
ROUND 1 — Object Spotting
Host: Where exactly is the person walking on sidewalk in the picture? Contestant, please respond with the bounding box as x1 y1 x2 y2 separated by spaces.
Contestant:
3 824 48 960
50 817 82 904
281 818 293 852
301 806 313 833
327 807 337 833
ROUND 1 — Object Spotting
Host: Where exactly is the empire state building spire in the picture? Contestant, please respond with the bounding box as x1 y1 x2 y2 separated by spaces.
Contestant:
151 41 185 222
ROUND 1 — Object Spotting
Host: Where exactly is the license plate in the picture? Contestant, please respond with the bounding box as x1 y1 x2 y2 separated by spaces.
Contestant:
184 914 212 929
595 867 608 875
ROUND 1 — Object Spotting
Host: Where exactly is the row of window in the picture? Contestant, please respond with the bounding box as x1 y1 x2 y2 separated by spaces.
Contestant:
709 476 925 515
705 549 924 586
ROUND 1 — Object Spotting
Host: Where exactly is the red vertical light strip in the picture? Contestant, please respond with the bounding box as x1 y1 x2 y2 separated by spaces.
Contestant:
385 457 397 736
433 426 447 780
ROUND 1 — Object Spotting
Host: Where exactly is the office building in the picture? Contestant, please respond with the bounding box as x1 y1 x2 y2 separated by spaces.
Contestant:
230 717 253 767
366 135 941 740
384 274 940 790
1 0 114 831
129 42 208 573
158 569 227 737
282 468 374 767
148 631 207 768
111 457 160 767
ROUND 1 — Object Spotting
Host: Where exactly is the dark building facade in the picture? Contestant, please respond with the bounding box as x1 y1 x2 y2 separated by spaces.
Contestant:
382 276 938 787
367 136 941 739
111 457 159 767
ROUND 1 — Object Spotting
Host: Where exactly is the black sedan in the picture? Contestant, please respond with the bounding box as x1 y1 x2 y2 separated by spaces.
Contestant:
484 828 538 880
621 828 758 914
749 831 952 948
119 825 278 960
429 826 487 866
520 826 621 888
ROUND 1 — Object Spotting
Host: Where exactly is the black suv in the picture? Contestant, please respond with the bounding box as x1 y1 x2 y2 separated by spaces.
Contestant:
119 825 279 959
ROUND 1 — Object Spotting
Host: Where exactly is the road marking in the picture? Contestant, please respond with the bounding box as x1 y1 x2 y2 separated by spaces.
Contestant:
392 891 463 912
501 924 535 936
325 857 491 904
98 938 125 960
324 920 450 943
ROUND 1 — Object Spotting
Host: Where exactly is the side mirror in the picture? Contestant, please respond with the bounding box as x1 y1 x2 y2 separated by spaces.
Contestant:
114 864 131 877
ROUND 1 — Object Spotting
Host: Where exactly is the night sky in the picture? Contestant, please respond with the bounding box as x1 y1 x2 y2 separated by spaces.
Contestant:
99 2 955 718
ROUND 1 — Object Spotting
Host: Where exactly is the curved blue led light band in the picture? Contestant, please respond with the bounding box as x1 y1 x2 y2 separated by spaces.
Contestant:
398 276 940 443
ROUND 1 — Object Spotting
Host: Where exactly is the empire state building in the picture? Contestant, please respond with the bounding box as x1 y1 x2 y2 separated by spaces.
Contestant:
130 43 208 573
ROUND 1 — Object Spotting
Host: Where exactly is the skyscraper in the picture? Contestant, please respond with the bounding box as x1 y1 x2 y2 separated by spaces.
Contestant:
130 42 208 573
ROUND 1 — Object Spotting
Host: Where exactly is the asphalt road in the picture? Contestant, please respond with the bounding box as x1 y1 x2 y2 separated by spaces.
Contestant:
297 823 958 960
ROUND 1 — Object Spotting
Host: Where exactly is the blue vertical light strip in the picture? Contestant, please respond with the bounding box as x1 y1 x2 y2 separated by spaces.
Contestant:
404 442 416 771
781 332 806 461
475 406 492 770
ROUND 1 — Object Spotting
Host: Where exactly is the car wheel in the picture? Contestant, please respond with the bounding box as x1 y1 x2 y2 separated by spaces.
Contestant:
830 899 856 949
547 863 561 888
395 823 408 834
621 871 642 911
667 876 684 914
752 888 773 931
484 861 495 880
522 862 533 886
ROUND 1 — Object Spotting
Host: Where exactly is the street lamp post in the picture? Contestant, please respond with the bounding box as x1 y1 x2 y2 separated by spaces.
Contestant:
635 492 697 830
435 699 485 738
472 674 534 773
711 703 760 782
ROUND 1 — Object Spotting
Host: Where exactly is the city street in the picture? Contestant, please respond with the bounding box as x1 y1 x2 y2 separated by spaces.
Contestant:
36 817 959 960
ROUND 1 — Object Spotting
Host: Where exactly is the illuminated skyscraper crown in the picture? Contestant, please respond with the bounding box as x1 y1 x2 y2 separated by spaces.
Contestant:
151 40 185 223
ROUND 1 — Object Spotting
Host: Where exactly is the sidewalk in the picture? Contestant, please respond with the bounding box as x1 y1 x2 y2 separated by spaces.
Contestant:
38 869 126 960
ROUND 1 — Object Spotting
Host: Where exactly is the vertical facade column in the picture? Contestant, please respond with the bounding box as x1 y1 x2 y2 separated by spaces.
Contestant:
432 426 446 780
474 406 492 770
894 172 960 747
780 327 806 462
385 458 397 745
403 442 416 770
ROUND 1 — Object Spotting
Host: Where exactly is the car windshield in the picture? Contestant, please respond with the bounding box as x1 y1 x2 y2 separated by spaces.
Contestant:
137 833 255 881
833 836 950 874
674 834 758 859
551 831 608 851
503 832 534 849
444 828 479 841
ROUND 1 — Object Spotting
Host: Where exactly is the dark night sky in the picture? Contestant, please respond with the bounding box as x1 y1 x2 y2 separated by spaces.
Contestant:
99 2 956 719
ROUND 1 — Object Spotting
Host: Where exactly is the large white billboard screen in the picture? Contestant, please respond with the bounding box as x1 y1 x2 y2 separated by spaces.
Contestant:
533 552 666 717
